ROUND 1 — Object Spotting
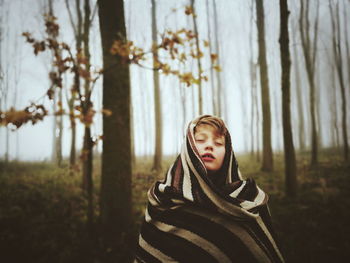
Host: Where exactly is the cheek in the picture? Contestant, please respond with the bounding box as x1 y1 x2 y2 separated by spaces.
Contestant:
195 143 204 154
217 148 226 162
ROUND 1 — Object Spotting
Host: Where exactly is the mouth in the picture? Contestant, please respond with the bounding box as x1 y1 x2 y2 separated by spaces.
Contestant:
201 153 215 161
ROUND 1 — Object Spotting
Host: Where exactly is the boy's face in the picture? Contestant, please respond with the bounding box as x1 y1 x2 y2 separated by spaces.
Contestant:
194 124 226 174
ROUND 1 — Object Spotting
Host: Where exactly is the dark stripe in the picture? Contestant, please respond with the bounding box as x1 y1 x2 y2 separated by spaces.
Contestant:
238 179 258 201
154 182 173 206
243 219 282 263
135 243 161 263
148 204 259 263
141 220 218 263
189 169 217 209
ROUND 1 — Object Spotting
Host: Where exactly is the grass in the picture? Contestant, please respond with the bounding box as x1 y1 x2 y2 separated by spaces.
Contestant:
0 149 349 262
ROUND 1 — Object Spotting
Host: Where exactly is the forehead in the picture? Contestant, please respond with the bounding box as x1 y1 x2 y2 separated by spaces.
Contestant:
194 124 224 138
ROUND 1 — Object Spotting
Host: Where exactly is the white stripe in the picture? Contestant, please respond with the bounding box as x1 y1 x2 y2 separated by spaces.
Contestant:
147 187 161 207
254 186 266 205
227 153 233 183
181 143 194 201
159 163 174 193
229 181 247 198
238 168 243 180
240 187 266 210
152 221 232 263
145 207 151 222
139 234 176 262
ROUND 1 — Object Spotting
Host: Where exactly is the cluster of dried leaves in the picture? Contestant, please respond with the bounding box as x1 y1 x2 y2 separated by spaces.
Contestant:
0 104 47 129
110 5 220 87
1 15 101 129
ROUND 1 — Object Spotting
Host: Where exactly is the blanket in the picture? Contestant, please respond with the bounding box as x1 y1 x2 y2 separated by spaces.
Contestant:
135 119 284 263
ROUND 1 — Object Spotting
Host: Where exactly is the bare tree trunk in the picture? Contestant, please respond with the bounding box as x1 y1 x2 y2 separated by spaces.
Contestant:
329 1 349 161
299 0 319 166
249 0 257 157
81 0 94 235
213 0 222 117
279 0 297 197
0 0 4 162
57 88 63 166
292 32 305 151
48 0 63 167
151 0 162 172
65 0 82 171
330 63 340 149
190 0 203 115
98 0 132 261
345 2 350 96
256 0 273 171
205 0 217 115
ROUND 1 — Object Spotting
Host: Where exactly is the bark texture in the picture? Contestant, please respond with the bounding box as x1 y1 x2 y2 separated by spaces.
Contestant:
279 0 297 197
151 0 162 172
256 0 273 171
98 0 132 261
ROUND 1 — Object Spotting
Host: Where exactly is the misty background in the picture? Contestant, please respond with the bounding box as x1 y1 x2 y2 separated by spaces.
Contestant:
1 0 347 161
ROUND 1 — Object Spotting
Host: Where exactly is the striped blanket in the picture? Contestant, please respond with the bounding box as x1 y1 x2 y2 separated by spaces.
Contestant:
135 120 284 263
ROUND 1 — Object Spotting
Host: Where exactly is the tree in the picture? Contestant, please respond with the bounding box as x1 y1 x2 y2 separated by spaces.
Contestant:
299 0 319 166
249 0 260 160
151 0 162 172
190 0 203 115
65 0 82 171
279 0 297 197
329 1 349 162
47 0 64 167
98 0 133 262
256 0 273 171
212 0 222 117
65 0 96 229
291 31 306 151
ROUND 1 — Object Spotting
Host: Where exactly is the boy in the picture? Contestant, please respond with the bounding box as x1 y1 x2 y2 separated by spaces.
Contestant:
135 115 284 263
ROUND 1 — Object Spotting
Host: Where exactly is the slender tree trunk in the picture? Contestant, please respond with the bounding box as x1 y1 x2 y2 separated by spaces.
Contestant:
65 0 82 171
190 0 203 115
98 0 132 262
345 2 350 96
292 33 305 151
316 71 323 149
49 0 63 167
330 63 340 149
82 0 94 236
329 1 349 161
256 0 273 171
279 0 297 197
205 0 217 115
151 0 162 172
57 89 63 166
249 0 257 157
299 0 319 166
52 95 57 162
213 0 222 117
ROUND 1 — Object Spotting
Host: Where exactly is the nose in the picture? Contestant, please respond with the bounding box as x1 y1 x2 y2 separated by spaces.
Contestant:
205 140 214 151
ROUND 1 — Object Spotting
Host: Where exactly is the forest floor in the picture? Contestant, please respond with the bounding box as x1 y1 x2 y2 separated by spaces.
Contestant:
0 149 349 263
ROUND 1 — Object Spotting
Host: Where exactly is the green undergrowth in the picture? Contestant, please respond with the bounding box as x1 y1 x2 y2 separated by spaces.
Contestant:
0 150 349 262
